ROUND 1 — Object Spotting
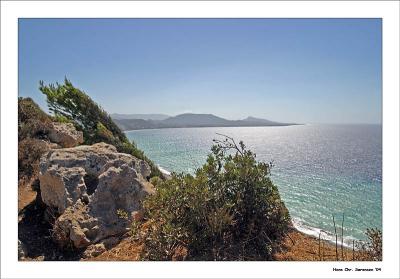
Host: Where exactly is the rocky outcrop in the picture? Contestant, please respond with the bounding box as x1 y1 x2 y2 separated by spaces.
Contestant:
48 122 83 148
39 143 154 249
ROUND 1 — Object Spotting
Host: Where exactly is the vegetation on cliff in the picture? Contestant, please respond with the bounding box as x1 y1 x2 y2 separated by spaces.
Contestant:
39 79 161 177
355 228 382 261
132 136 291 260
18 97 53 182
18 97 52 141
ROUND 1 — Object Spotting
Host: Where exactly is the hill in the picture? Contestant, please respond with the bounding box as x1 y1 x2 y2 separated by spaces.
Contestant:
110 113 170 120
113 113 297 130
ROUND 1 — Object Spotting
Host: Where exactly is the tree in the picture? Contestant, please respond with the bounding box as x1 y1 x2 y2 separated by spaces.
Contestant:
39 79 125 144
134 136 290 260
39 79 161 177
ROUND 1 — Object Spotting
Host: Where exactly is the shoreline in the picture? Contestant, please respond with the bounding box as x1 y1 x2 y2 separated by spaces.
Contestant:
291 217 358 249
275 227 355 261
156 164 362 249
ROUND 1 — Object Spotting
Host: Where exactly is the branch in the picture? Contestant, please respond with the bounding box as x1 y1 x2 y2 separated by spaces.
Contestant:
213 133 244 156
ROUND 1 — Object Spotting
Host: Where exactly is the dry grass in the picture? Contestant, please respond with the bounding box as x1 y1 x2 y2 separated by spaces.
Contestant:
274 228 355 261
86 238 144 261
87 227 356 261
18 179 37 213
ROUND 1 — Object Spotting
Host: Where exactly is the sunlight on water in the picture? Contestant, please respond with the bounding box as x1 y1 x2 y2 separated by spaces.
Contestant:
126 124 382 243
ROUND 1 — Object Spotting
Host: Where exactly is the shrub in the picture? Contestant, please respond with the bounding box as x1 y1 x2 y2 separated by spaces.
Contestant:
149 176 163 187
134 136 290 260
52 114 72 124
39 79 161 177
355 228 382 261
18 98 53 182
18 97 52 140
18 97 50 124
18 138 48 181
365 228 382 261
95 122 116 143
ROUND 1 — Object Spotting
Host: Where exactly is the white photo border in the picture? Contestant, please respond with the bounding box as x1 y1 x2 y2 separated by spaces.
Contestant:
1 1 399 278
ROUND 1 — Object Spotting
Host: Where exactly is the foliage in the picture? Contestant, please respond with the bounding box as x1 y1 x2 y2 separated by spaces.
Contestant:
117 209 129 220
365 228 382 261
355 228 382 261
39 79 123 144
18 138 48 181
133 136 291 260
95 122 116 143
52 114 72 124
149 176 163 187
18 97 52 141
39 79 161 177
18 98 53 182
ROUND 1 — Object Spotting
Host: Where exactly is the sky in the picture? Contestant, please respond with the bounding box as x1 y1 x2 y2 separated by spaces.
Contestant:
19 19 382 124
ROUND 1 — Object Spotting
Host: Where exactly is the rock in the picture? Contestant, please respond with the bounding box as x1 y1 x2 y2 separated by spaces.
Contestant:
39 166 87 213
48 122 83 148
18 240 28 260
39 142 154 249
82 243 107 258
139 160 151 178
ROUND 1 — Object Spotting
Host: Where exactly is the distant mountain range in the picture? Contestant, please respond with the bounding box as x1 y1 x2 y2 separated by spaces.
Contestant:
112 113 297 131
110 113 170 121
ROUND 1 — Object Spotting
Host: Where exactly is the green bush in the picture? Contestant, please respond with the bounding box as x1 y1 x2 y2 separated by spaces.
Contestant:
149 176 163 187
52 114 72 124
134 136 290 260
39 79 161 177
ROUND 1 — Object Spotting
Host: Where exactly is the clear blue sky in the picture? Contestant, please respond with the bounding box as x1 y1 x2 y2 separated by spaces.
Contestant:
19 19 381 124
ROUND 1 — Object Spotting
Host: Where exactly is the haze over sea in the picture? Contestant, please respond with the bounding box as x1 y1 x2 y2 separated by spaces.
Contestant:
126 124 382 245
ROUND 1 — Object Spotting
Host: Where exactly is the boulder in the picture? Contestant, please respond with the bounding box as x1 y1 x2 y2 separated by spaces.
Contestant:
48 122 83 148
39 142 153 249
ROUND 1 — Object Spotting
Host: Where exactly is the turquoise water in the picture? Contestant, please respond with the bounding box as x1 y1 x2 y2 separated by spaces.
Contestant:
126 124 382 244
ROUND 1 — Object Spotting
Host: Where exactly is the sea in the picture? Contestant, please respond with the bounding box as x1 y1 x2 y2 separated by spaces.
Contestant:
126 124 382 246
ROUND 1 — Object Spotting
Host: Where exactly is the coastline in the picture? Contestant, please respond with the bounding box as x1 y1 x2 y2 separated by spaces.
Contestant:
291 217 357 249
156 164 358 249
275 227 355 261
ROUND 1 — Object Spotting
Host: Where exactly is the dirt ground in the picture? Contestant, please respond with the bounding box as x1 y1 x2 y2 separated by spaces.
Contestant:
18 181 82 261
273 228 355 261
18 180 37 212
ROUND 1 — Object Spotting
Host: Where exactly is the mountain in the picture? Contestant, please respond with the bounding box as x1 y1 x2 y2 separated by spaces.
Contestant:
112 119 160 130
113 113 297 131
162 113 230 127
110 113 170 121
240 116 283 125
